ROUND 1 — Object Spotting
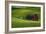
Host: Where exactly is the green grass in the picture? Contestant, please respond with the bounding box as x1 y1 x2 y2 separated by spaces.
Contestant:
12 22 40 28
12 17 40 28
11 7 41 28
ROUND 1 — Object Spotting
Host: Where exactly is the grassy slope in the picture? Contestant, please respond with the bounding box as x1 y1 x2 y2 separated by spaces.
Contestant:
12 7 41 28
12 17 40 28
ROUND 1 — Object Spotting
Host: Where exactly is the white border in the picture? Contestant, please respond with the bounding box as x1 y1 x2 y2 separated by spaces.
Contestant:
9 3 43 32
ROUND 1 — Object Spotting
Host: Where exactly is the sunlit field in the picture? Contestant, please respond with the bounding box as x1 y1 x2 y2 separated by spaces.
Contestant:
11 6 41 28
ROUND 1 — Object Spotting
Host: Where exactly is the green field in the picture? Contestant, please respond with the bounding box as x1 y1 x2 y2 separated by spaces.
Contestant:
11 6 41 28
